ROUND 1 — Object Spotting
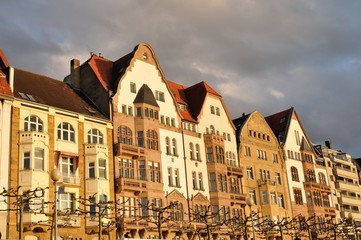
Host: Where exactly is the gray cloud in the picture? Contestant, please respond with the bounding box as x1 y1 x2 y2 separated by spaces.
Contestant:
1 0 361 156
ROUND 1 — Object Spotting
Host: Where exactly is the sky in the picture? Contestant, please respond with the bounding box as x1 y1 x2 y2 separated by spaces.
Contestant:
1 0 361 156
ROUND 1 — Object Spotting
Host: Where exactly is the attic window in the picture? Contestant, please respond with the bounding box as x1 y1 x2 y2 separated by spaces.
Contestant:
142 53 148 60
178 104 186 111
279 117 285 124
18 92 36 102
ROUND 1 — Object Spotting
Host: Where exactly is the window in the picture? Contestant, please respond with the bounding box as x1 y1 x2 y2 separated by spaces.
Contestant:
270 192 276 204
278 193 285 208
60 156 75 176
313 191 322 206
147 130 158 150
122 105 127 114
136 107 142 117
88 162 95 178
130 82 136 93
59 193 75 212
172 138 178 156
148 161 160 183
99 194 108 215
155 91 165 102
229 177 239 194
318 173 327 185
88 129 103 144
210 125 215 134
249 189 257 205
160 115 165 124
210 106 215 114
295 130 300 145
244 146 251 156
218 174 227 192
215 146 224 163
89 196 96 216
99 159 107 179
189 143 194 159
262 191 268 204
216 107 220 116
24 115 43 132
128 106 133 116
137 131 144 147
174 168 180 187
272 153 278 163
226 151 236 166
207 148 213 162
57 122 75 142
209 173 216 191
139 160 146 181
322 193 330 207
34 148 44 170
198 172 204 190
119 159 134 179
168 167 174 186
195 144 201 160
23 152 30 170
117 126 132 145
305 170 316 182
291 167 299 182
192 171 197 189
246 167 254 179
171 118 175 127
257 149 267 160
275 172 281 185
165 137 171 155
294 189 303 205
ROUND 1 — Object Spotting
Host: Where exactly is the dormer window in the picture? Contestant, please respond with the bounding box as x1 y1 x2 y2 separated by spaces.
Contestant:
178 104 186 111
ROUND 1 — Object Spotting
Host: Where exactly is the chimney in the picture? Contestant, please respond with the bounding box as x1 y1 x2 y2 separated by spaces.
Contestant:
325 140 332 149
70 59 80 89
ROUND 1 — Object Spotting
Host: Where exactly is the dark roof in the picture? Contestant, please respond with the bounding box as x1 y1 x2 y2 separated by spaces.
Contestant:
133 84 159 107
265 107 293 144
233 113 251 129
14 68 105 119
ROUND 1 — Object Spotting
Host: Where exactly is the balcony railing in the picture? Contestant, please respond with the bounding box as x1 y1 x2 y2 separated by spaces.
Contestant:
61 174 80 185
58 215 81 227
19 131 49 144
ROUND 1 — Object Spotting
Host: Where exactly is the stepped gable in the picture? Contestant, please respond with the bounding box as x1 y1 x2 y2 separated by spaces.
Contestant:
13 68 105 119
133 84 159 107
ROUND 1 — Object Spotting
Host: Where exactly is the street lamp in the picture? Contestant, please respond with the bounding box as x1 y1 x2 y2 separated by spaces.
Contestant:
246 197 256 240
50 168 61 240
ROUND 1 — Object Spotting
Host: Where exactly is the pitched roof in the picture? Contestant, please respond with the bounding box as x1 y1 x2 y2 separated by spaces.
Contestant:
14 68 105 119
133 84 159 107
233 113 251 129
265 107 293 144
0 49 13 98
88 55 113 90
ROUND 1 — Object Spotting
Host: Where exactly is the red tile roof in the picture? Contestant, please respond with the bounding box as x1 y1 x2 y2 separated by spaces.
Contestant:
88 55 113 91
0 73 13 97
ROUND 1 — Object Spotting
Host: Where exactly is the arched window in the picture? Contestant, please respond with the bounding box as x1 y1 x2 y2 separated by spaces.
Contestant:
117 126 132 145
57 122 75 141
165 137 171 155
291 166 299 182
216 146 224 163
147 130 158 150
189 143 194 159
172 138 178 156
24 115 43 132
88 129 103 144
318 172 327 185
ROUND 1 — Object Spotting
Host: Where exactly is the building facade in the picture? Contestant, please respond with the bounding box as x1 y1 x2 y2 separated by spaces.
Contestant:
8 68 114 240
0 49 14 239
234 111 292 240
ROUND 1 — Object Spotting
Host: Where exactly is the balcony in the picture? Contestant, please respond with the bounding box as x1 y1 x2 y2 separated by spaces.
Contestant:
114 143 145 158
61 174 80 185
335 181 361 192
304 182 331 193
227 166 243 177
203 133 224 144
339 195 361 206
257 179 276 188
115 177 147 193
324 207 337 217
334 166 357 179
230 193 246 206
19 131 49 144
84 143 108 155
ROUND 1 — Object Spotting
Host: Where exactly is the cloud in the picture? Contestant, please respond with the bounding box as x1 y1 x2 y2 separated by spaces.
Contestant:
267 88 285 99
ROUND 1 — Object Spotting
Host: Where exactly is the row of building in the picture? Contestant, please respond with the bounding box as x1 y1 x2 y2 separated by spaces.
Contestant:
0 43 360 240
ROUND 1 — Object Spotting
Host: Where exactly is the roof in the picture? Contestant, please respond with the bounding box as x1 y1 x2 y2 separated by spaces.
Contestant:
14 68 105 119
233 113 251 129
88 55 113 90
265 107 293 144
0 49 13 98
133 84 159 107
